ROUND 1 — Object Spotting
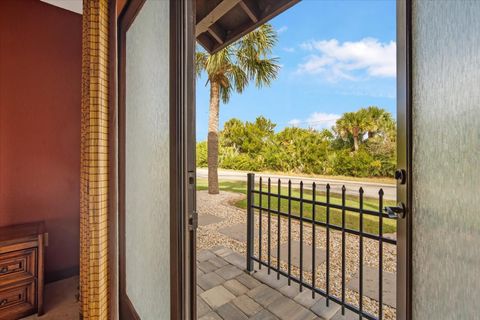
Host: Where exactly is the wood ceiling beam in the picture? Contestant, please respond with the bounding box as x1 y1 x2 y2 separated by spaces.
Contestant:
207 25 226 44
195 0 242 37
239 1 258 23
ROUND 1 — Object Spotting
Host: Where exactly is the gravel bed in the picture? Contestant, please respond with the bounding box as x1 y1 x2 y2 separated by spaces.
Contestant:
197 190 397 319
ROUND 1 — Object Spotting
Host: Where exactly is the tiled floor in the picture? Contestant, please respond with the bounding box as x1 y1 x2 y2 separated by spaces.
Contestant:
197 246 351 320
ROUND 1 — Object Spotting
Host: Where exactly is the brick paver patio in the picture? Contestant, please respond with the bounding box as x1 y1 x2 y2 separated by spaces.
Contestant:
197 246 354 320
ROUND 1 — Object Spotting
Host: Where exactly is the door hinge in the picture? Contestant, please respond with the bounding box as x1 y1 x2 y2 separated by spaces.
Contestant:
189 211 198 231
187 170 197 231
188 171 195 186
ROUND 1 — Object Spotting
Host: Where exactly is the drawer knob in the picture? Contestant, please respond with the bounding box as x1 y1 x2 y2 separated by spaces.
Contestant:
0 299 7 306
0 267 8 274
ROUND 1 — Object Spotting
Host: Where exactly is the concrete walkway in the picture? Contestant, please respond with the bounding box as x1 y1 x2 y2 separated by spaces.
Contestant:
197 246 357 320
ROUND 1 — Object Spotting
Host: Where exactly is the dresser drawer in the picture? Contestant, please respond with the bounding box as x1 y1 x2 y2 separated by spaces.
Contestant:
0 223 45 318
0 281 35 319
0 249 36 286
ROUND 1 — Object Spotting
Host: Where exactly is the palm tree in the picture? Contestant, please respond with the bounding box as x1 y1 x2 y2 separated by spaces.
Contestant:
335 111 369 152
363 106 394 138
196 24 280 194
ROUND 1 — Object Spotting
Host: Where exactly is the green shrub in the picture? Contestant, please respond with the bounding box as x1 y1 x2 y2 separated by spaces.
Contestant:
196 141 208 167
199 113 396 178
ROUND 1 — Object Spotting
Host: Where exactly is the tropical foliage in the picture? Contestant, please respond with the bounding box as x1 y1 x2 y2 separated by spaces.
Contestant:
197 107 396 178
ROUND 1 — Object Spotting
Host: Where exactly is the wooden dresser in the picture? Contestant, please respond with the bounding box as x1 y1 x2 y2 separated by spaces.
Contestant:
0 223 45 320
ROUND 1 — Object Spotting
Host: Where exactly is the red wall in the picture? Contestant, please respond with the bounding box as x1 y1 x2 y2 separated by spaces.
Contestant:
0 0 82 281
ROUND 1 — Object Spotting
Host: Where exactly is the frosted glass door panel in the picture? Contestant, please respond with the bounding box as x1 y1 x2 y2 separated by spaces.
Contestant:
411 1 480 318
125 0 170 319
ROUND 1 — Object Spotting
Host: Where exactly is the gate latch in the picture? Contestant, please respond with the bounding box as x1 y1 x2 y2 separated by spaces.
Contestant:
395 169 407 185
384 203 407 219
189 211 198 231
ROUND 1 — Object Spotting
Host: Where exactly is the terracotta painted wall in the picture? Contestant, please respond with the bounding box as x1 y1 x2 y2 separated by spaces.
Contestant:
117 0 128 16
0 0 82 281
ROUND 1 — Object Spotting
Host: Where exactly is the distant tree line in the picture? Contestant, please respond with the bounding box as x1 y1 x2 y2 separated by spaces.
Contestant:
197 106 396 178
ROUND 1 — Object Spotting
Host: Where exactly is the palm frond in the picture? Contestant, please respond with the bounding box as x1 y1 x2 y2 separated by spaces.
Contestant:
228 65 248 93
205 47 232 78
195 23 280 104
253 57 280 87
195 51 208 78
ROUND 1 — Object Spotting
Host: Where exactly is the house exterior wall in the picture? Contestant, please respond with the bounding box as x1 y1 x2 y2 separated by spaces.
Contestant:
0 0 82 281
411 0 480 318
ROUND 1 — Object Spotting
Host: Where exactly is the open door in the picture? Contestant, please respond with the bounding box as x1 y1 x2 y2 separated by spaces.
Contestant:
396 0 412 319
118 0 196 319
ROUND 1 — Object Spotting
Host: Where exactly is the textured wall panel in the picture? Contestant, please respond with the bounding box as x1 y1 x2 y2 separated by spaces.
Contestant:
412 1 480 318
125 0 171 318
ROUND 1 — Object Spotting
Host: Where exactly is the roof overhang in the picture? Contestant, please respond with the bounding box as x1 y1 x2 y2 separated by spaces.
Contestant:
39 0 301 54
196 0 301 54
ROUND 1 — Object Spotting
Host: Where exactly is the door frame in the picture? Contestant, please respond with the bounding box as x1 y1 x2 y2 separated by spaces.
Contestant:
396 0 412 319
117 0 196 319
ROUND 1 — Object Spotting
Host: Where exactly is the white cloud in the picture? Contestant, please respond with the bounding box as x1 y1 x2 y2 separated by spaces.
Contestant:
277 26 288 34
283 47 295 53
306 112 341 129
288 112 341 130
288 119 301 127
297 38 396 81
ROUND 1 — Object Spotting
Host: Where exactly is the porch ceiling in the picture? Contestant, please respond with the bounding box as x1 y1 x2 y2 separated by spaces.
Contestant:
196 0 301 54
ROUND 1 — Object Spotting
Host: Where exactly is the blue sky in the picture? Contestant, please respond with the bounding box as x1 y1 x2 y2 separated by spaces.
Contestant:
196 0 396 141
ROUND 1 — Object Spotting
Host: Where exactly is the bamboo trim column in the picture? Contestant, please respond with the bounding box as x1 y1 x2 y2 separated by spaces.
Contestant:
80 0 111 319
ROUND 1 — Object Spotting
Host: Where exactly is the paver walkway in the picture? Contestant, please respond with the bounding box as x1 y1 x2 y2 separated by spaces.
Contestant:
218 223 248 242
199 213 225 226
197 246 354 320
347 265 396 308
271 240 326 272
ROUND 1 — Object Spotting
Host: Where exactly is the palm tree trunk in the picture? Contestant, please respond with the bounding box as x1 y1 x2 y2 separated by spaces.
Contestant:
353 135 359 152
208 80 220 194
352 127 360 152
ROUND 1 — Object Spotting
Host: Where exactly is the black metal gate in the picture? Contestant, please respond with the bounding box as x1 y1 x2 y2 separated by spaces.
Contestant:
246 173 397 320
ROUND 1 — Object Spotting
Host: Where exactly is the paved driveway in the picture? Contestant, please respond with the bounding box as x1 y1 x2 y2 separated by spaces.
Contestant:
197 168 396 200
